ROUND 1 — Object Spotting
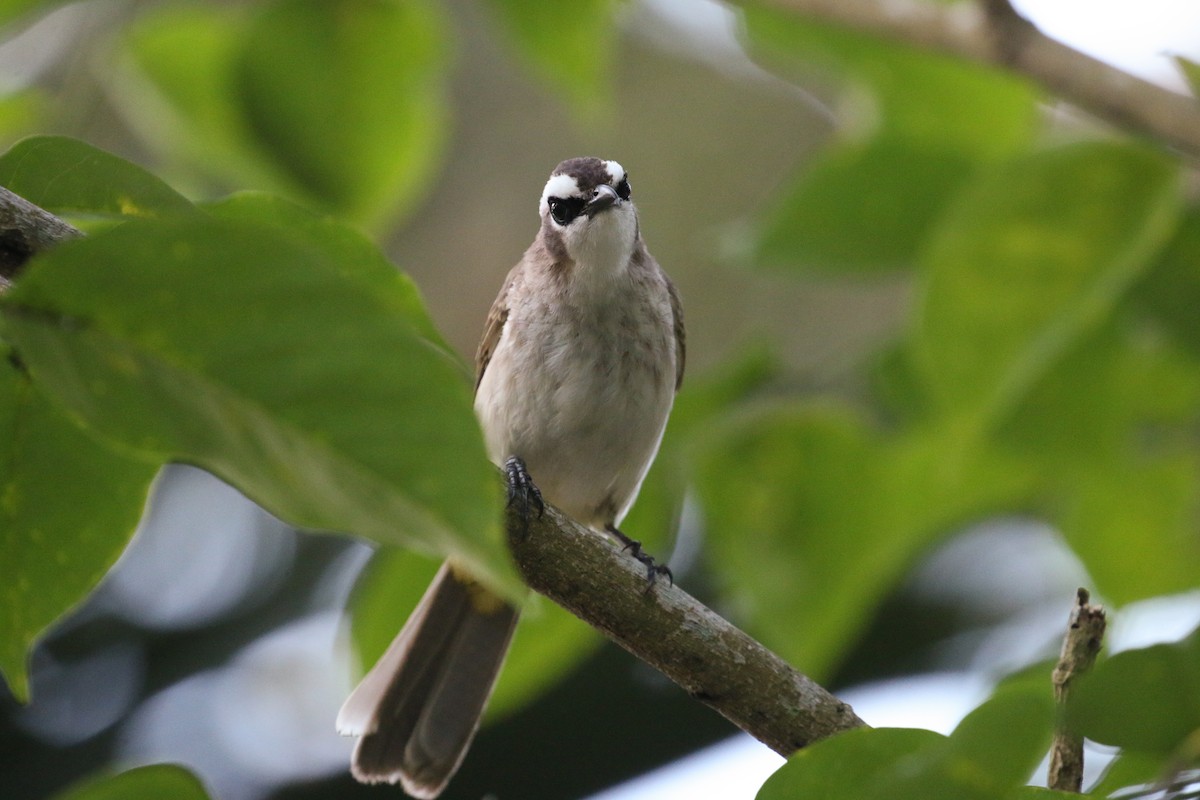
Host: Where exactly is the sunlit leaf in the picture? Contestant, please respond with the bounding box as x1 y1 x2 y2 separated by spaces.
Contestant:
0 347 157 702
0 136 193 219
52 764 210 800
0 214 516 597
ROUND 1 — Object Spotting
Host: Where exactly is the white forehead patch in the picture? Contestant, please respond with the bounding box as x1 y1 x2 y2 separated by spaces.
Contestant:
542 173 582 203
604 160 625 184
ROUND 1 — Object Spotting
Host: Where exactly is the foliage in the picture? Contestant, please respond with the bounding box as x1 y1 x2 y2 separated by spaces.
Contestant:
1 0 1198 797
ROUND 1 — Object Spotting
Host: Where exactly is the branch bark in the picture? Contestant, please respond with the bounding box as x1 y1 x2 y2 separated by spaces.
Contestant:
506 503 867 756
0 186 82 289
743 0 1200 162
1047 587 1107 792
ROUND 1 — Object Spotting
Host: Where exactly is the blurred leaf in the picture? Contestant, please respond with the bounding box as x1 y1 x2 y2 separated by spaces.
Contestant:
743 8 1038 156
118 6 295 195
696 405 1027 679
0 90 45 146
0 136 193 218
744 7 1037 272
621 345 780 552
52 764 210 800
757 138 971 271
759 682 1053 800
0 346 157 702
1058 452 1200 603
485 0 615 116
757 728 945 800
0 215 517 597
1069 627 1200 755
0 0 67 30
1178 57 1200 97
1086 749 1171 797
1132 208 1200 359
913 142 1180 423
235 0 449 227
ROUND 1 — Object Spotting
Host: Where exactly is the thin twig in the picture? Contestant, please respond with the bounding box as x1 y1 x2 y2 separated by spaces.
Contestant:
506 502 867 756
742 0 1200 162
1048 587 1107 792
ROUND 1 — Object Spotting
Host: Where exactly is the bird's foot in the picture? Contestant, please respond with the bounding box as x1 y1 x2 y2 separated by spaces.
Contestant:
605 525 673 590
505 456 544 537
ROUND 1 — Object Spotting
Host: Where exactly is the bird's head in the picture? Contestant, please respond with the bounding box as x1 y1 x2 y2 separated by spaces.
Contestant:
539 157 638 269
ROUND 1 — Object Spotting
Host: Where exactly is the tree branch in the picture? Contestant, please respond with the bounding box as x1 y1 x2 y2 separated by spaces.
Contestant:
0 186 82 289
506 503 867 756
743 0 1200 162
1047 587 1107 792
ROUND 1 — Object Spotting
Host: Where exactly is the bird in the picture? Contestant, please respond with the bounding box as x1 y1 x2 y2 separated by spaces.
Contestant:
336 157 685 798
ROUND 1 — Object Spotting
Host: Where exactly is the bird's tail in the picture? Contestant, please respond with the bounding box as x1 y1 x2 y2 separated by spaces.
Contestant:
337 560 519 799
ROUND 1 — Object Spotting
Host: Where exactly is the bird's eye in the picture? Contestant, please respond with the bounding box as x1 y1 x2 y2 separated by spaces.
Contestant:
616 178 631 201
548 196 585 225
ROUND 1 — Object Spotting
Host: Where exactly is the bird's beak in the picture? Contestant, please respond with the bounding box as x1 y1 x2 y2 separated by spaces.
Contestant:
584 183 620 217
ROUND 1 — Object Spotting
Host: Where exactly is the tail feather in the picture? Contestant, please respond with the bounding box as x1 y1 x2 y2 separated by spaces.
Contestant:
338 561 518 797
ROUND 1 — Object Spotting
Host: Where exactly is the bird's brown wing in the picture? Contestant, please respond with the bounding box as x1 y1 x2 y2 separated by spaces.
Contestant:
667 277 686 391
474 265 517 395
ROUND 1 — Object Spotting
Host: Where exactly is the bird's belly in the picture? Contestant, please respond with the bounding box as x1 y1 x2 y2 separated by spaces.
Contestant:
474 321 674 528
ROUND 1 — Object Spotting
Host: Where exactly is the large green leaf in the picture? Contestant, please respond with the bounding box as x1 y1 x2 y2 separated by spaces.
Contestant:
0 347 157 702
912 142 1181 424
0 136 193 219
1131 207 1200 359
0 214 515 596
235 0 449 226
1069 627 1200 755
52 764 210 800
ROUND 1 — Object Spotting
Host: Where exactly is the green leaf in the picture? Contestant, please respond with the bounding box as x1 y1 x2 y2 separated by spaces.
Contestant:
0 1 67 30
756 138 972 271
757 727 946 800
1086 750 1171 797
202 192 454 355
485 0 615 116
0 215 516 597
117 5 297 196
235 0 449 226
1177 57 1200 97
1132 208 1200 359
912 141 1181 424
1069 627 1200 755
743 7 1038 273
52 764 210 800
0 347 157 702
0 136 193 219
743 8 1038 157
759 683 1054 800
696 406 1027 679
